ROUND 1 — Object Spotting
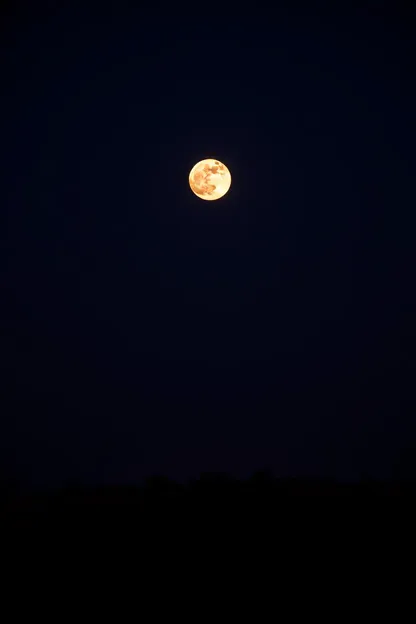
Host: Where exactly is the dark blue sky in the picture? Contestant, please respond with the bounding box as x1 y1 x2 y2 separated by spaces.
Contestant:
2 4 415 487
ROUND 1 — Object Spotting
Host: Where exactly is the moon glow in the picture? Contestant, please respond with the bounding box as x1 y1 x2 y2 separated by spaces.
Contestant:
189 159 231 201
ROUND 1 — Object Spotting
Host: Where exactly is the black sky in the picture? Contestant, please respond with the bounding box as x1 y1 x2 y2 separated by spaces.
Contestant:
2 3 415 487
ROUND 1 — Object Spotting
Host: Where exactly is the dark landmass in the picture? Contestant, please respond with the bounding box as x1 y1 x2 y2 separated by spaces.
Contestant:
2 472 415 520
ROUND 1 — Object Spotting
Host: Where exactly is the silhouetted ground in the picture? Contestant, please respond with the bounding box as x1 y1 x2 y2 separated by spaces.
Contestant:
2 472 415 574
2 472 415 521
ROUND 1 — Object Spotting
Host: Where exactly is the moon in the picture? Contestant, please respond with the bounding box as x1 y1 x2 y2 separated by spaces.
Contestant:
189 158 231 201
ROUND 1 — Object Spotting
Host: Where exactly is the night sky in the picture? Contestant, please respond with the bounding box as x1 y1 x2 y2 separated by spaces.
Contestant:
2 4 415 488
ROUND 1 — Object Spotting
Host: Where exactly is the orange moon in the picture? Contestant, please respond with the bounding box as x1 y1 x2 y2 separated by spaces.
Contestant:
189 158 231 201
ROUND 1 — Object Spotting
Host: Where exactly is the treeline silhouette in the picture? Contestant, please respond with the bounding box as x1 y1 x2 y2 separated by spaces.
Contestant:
2 471 415 517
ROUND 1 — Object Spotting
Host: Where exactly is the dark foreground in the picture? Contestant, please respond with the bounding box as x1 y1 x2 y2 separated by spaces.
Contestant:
2 473 415 518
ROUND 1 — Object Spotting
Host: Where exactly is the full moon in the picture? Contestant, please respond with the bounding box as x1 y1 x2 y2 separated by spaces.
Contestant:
189 158 231 201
